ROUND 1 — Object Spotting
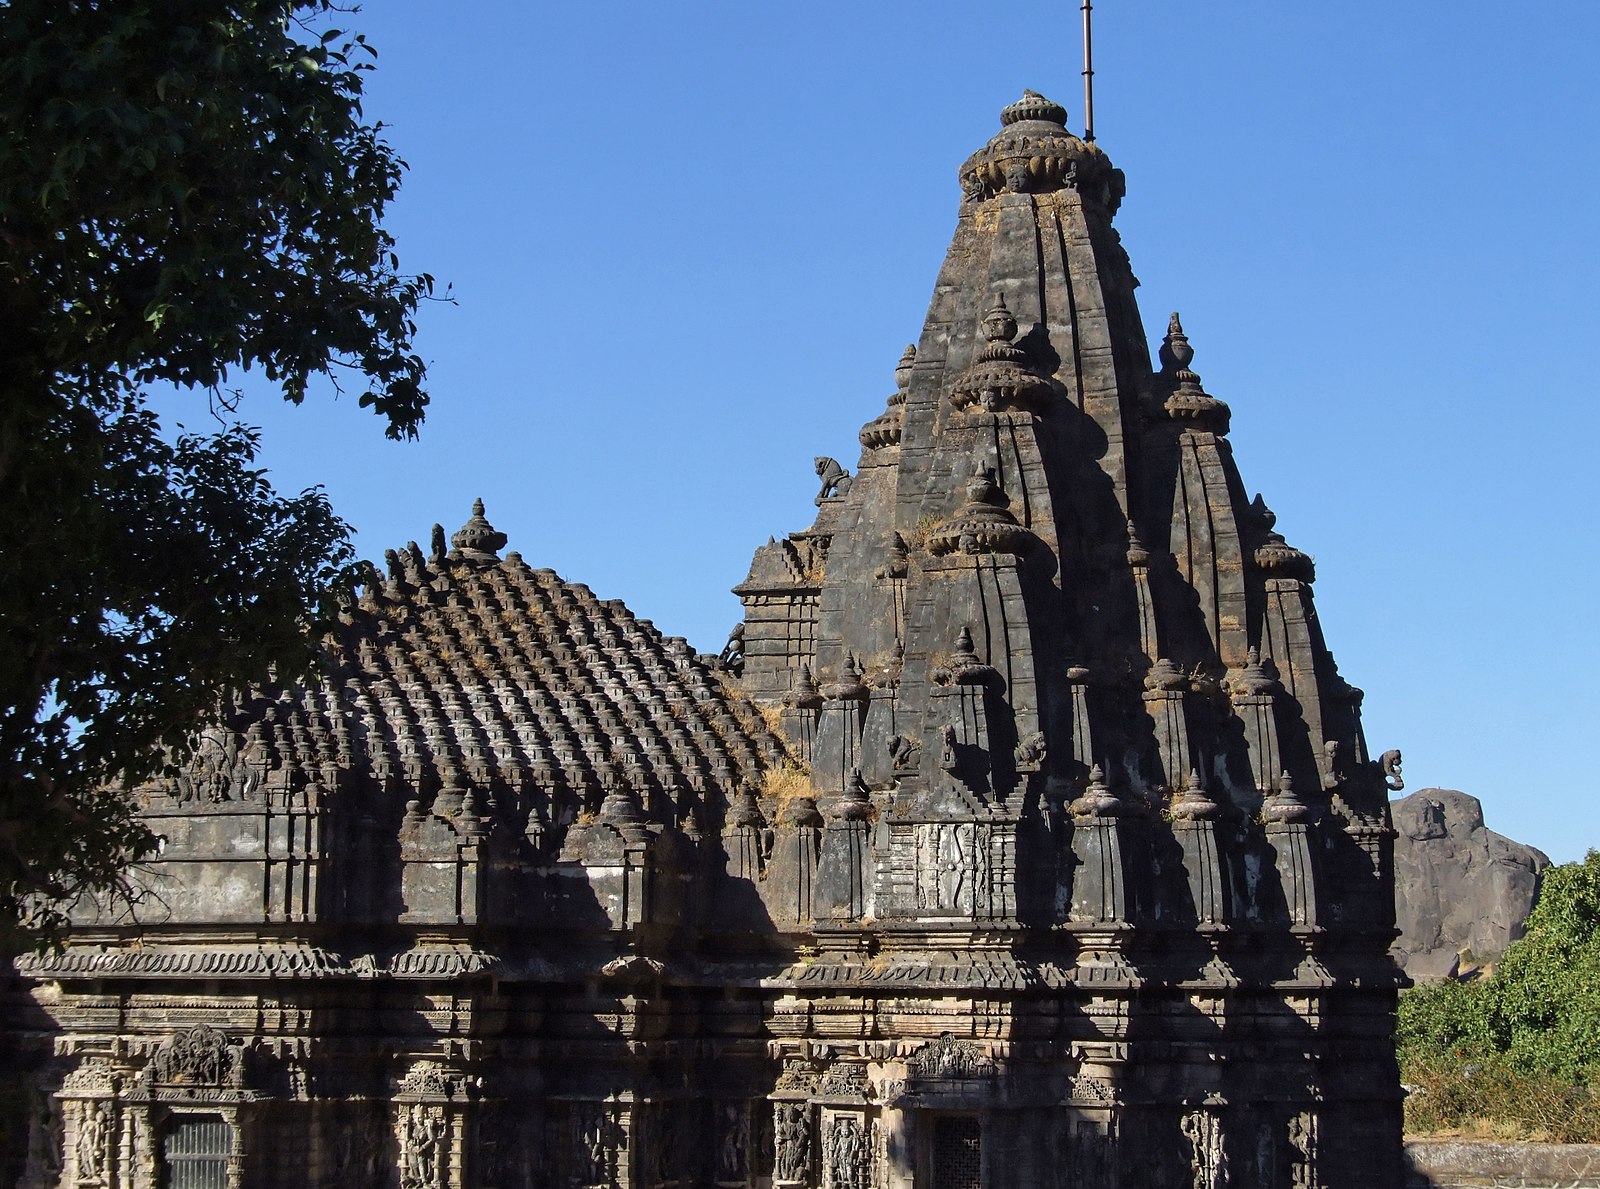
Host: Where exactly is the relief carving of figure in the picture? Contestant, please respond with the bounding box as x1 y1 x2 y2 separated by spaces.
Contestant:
888 733 921 772
775 1102 813 1183
1287 1111 1316 1189
148 1025 241 1087
716 1102 748 1182
1015 731 1047 772
74 1101 110 1183
400 1104 445 1189
576 1104 622 1187
825 1114 867 1189
1180 1109 1228 1189
172 727 265 804
1379 748 1404 791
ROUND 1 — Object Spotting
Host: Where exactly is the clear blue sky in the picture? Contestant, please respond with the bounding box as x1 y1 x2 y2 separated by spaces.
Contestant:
192 2 1600 862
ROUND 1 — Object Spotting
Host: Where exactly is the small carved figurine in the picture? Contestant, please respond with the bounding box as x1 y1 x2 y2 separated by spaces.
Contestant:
718 623 746 675
814 457 853 505
1380 748 1404 791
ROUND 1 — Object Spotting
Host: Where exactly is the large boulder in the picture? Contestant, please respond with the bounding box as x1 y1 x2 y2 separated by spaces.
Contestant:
1392 788 1550 980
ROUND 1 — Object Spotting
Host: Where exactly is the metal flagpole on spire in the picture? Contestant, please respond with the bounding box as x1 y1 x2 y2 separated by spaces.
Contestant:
1081 0 1095 141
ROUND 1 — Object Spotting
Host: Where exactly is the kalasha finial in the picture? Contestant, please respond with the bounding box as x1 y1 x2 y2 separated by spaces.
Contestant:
965 463 1008 510
1171 767 1220 820
450 498 508 563
981 294 1019 344
954 625 977 663
1159 313 1197 378
895 344 917 390
1000 90 1069 128
1158 312 1231 431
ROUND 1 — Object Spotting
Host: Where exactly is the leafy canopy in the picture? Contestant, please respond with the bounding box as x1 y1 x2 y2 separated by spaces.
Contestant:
1397 851 1600 1139
0 1 435 950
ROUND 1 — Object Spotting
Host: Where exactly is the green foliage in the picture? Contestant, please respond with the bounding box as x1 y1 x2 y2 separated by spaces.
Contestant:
0 2 431 951
1397 851 1600 1139
1401 1050 1600 1143
0 0 434 430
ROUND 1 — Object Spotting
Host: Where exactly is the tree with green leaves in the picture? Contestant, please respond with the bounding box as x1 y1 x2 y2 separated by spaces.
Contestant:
1398 850 1600 1140
0 1 436 952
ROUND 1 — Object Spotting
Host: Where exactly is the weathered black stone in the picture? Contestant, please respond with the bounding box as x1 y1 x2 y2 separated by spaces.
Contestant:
4 93 1404 1189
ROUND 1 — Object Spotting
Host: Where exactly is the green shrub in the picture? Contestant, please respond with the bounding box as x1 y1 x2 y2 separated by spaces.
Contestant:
1397 850 1600 1140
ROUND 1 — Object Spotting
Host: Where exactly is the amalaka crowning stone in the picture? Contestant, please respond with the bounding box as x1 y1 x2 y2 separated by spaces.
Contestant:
6 91 1406 1189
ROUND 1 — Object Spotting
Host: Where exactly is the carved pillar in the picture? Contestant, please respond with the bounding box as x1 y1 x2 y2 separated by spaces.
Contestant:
1262 777 1320 928
815 772 873 922
930 628 1002 802
1125 524 1159 664
1064 662 1095 785
780 666 823 766
723 787 768 882
1169 772 1228 927
1142 659 1193 794
858 688 899 788
772 796 823 925
814 659 868 793
1229 649 1282 800
1067 767 1142 983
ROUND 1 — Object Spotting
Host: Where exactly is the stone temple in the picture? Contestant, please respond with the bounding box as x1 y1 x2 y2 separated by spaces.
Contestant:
2 92 1407 1188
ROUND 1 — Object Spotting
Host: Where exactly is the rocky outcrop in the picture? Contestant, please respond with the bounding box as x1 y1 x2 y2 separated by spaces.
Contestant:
1393 789 1549 980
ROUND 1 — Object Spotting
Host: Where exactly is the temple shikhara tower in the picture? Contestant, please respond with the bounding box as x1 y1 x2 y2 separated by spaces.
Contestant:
3 93 1405 1189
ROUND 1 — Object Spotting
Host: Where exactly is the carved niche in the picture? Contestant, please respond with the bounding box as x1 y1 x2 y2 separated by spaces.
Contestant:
398 1103 448 1189
392 1060 468 1189
571 1102 625 1188
72 1100 113 1186
824 1113 869 1189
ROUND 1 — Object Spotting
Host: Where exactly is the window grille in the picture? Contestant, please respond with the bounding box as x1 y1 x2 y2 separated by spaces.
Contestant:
932 1115 981 1189
162 1114 231 1189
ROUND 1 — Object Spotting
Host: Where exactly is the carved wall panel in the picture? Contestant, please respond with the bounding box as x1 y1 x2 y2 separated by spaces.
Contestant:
913 824 988 916
1180 1109 1228 1189
398 1103 448 1189
823 1113 869 1189
774 1102 813 1186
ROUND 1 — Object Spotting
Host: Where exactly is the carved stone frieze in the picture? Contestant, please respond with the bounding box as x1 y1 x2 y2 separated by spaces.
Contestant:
147 1025 243 1088
908 1033 996 1081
